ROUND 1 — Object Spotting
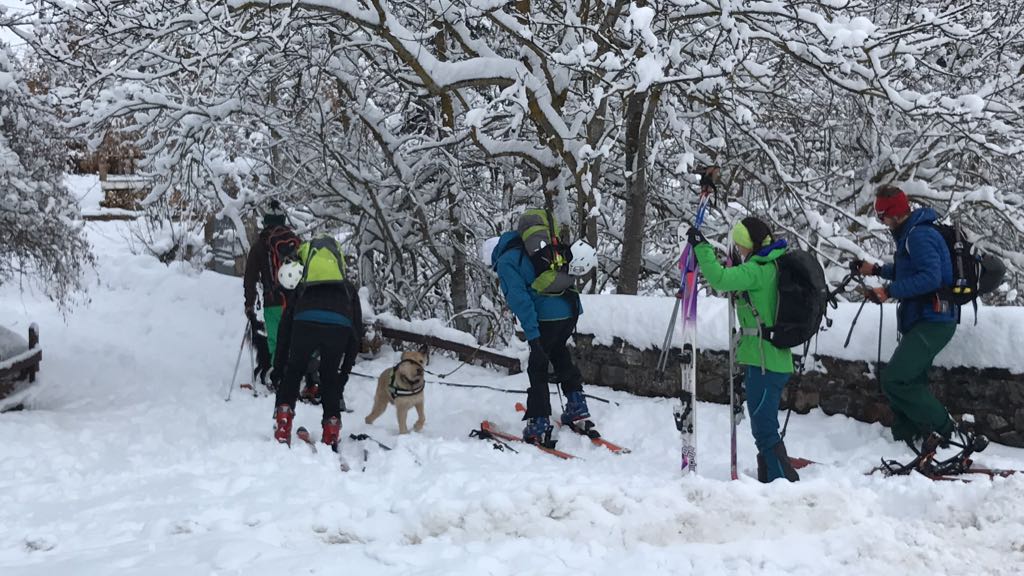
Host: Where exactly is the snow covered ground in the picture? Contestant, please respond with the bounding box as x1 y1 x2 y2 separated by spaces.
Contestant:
2 209 1024 575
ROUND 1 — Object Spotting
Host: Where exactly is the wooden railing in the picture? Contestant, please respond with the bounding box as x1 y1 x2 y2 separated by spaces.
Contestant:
375 322 521 375
0 324 41 406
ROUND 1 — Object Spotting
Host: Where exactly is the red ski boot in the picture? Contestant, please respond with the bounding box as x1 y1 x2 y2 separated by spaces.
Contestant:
273 404 294 445
322 416 341 453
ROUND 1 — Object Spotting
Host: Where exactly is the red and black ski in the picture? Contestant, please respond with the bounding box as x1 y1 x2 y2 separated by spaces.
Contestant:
514 402 630 454
479 420 576 460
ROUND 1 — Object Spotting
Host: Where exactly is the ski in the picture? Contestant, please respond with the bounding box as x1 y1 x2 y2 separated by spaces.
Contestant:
514 402 630 454
296 426 350 472
479 420 577 460
349 434 390 472
349 433 393 451
296 426 317 453
672 175 716 475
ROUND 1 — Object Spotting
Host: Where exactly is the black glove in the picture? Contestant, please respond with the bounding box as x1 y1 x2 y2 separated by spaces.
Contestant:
528 338 549 370
850 259 880 277
685 227 708 247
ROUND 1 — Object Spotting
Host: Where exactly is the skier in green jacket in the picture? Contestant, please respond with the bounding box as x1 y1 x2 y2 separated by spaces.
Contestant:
687 216 799 483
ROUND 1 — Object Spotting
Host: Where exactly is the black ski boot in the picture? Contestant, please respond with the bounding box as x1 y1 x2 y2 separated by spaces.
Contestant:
756 453 768 483
773 441 800 482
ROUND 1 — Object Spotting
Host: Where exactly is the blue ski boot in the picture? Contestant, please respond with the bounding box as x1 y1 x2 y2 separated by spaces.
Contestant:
523 416 553 445
560 391 590 425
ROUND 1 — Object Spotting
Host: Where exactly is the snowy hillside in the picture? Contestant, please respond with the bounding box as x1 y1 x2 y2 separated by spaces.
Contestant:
2 217 1024 576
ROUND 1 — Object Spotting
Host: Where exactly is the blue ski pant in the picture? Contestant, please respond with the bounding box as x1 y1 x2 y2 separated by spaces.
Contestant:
744 365 791 481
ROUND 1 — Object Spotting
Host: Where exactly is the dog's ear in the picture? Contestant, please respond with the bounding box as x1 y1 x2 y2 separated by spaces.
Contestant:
418 344 430 363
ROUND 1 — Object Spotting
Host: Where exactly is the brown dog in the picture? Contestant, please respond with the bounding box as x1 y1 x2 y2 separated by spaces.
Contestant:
365 349 428 434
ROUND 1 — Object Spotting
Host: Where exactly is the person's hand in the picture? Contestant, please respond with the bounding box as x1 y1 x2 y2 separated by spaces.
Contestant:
528 339 549 369
863 285 888 304
850 259 880 277
685 227 708 247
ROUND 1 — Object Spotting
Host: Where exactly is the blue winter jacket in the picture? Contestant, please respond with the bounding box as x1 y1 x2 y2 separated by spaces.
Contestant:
878 207 957 334
491 231 580 341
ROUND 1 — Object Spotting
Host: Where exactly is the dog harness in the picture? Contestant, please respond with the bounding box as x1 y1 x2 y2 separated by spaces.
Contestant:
388 358 425 400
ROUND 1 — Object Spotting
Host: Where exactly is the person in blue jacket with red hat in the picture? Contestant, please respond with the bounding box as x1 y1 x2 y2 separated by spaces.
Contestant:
850 185 986 466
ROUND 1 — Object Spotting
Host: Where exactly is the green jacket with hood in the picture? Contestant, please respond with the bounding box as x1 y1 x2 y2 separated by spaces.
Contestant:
693 242 794 374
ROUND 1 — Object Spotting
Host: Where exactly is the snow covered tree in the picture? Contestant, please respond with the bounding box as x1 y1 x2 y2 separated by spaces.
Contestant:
28 0 1024 325
0 44 92 307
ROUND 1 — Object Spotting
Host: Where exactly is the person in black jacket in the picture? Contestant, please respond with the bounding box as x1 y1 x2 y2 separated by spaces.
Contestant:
242 201 325 398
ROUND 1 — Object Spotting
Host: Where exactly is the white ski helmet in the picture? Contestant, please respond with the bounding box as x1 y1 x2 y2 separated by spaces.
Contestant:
278 260 304 290
479 236 501 267
568 240 597 276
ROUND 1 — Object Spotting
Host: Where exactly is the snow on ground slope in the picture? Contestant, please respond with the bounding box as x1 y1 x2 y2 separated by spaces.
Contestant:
1 220 1023 576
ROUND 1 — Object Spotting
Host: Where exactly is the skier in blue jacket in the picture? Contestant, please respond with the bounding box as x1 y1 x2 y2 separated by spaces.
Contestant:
851 185 986 465
491 209 589 444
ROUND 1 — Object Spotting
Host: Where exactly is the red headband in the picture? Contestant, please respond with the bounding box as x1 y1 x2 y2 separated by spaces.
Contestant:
875 190 910 219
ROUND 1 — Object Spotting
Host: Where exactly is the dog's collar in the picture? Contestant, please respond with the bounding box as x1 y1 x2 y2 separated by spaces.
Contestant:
388 359 425 399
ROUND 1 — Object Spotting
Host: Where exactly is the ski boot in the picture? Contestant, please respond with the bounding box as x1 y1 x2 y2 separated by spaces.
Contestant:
523 416 554 447
273 404 294 446
322 416 341 453
560 391 590 425
773 441 800 482
300 382 321 405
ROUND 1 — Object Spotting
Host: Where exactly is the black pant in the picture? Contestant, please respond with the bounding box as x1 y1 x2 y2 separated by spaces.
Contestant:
525 317 584 418
275 321 351 421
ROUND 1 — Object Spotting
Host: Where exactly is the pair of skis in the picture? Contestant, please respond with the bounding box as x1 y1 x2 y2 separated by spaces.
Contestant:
659 178 716 476
475 404 632 459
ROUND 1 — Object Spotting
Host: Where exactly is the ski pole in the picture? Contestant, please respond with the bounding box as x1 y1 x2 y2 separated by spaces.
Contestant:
247 320 256 393
225 323 248 402
657 295 681 373
877 303 884 392
843 299 868 348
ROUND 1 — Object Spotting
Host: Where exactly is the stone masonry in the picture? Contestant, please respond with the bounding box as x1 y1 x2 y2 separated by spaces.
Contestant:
572 333 1024 448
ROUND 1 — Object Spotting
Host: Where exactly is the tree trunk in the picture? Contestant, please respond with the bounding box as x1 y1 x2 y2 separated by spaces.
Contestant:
616 88 661 294
436 29 470 332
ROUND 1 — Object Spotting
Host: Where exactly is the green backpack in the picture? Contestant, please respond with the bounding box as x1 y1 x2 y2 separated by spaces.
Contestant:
516 209 573 295
297 235 346 286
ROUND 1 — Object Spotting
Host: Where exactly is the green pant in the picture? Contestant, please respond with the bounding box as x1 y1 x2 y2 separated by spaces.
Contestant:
881 321 956 442
263 305 284 365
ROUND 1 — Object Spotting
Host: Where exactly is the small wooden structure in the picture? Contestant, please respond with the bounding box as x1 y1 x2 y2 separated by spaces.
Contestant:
0 324 42 410
99 175 153 211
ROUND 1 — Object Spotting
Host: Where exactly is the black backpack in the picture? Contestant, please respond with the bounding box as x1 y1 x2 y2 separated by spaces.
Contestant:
928 222 1005 305
745 250 828 349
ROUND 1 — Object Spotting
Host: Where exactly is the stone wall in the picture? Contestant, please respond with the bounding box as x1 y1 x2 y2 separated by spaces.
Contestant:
572 333 1024 448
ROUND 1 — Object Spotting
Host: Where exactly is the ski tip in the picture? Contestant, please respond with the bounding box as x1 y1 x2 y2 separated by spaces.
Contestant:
514 402 526 412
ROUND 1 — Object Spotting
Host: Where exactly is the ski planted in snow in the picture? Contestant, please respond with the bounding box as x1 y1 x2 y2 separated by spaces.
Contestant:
478 420 576 460
672 173 716 475
513 402 630 454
